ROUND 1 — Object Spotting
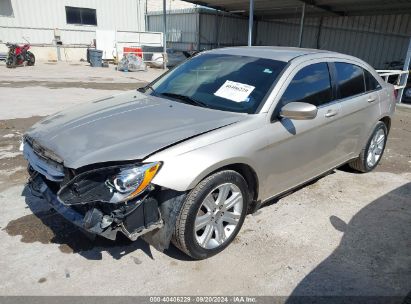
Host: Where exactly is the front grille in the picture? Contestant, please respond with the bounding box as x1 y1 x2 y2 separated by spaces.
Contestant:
23 139 65 182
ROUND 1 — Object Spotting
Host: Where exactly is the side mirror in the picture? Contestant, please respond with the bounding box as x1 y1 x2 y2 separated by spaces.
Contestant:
279 102 318 120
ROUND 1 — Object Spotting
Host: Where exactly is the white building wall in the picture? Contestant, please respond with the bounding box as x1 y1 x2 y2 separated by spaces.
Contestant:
147 0 195 12
0 0 146 45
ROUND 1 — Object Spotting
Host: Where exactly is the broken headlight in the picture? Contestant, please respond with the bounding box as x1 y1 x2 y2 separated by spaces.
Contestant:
58 162 161 205
106 162 161 202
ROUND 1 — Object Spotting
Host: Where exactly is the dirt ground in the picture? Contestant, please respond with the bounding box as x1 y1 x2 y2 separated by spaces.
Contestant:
0 62 410 298
0 61 163 120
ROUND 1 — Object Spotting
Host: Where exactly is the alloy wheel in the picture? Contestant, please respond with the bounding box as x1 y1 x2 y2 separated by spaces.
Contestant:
367 128 385 168
194 183 243 249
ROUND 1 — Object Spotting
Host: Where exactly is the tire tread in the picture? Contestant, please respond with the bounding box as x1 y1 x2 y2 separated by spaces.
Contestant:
348 148 367 172
172 173 216 256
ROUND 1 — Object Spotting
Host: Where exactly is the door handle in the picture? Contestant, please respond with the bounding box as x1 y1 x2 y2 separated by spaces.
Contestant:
325 109 338 118
367 96 376 103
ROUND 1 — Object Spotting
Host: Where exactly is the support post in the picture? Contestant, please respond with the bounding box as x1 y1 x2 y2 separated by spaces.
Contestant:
215 9 219 48
162 0 167 69
298 3 306 48
144 0 148 31
197 11 201 51
397 37 411 103
56 45 61 61
316 16 323 49
248 0 254 46
218 13 225 48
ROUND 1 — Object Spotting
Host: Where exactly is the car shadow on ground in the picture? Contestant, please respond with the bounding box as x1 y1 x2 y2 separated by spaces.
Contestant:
285 182 411 303
3 185 200 261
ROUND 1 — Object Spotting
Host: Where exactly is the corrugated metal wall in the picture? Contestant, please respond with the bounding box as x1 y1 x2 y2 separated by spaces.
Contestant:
200 11 249 49
258 14 411 68
147 8 249 50
0 0 146 45
147 9 411 68
147 9 198 51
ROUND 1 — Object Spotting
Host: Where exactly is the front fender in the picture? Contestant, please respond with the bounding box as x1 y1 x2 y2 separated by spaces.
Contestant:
148 152 259 192
145 115 265 194
145 132 261 193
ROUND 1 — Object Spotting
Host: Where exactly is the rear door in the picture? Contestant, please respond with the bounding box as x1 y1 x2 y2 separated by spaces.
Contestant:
331 62 382 159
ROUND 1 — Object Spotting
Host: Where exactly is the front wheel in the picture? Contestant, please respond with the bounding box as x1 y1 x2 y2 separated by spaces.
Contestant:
26 52 35 66
172 170 249 259
349 121 388 172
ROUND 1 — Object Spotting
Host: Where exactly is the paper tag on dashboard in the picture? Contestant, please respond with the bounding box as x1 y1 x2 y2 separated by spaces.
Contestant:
214 80 255 102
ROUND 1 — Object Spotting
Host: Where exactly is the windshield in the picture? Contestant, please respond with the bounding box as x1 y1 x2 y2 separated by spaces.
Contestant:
149 53 287 114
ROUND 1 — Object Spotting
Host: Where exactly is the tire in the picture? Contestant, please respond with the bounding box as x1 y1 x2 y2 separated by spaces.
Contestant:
6 56 16 68
172 170 250 259
26 52 35 66
349 121 388 173
402 87 411 103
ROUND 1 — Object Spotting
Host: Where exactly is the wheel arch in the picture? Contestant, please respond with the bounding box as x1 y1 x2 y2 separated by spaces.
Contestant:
357 116 391 155
380 116 391 133
206 163 259 203
152 157 260 203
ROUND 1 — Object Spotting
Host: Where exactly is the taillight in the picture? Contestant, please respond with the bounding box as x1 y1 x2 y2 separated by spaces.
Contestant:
394 89 398 100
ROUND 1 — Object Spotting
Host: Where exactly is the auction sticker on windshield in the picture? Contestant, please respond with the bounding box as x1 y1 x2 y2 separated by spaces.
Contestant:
214 80 255 102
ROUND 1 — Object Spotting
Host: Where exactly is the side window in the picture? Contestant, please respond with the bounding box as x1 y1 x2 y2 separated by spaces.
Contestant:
279 62 333 107
0 0 14 17
335 62 365 99
364 69 382 92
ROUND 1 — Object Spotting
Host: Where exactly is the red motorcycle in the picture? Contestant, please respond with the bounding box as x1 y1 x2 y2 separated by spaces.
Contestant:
6 41 35 68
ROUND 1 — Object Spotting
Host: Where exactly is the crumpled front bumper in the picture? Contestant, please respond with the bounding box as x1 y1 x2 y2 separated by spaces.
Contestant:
27 173 163 241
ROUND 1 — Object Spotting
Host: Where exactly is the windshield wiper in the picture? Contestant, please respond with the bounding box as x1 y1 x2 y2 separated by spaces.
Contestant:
137 84 156 93
160 92 209 108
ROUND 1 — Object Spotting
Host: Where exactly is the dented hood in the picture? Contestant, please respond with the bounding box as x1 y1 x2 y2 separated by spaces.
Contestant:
26 91 246 169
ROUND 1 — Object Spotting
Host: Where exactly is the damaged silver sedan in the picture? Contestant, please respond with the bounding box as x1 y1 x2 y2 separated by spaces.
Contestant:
23 47 395 259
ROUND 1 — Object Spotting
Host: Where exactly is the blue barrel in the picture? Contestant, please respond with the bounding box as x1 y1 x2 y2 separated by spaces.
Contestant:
89 49 103 67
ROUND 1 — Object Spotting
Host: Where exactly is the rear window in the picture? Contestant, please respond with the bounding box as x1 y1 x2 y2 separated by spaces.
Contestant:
364 69 381 92
335 62 365 99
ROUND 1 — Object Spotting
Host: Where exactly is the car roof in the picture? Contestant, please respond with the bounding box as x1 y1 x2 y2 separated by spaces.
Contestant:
206 46 339 62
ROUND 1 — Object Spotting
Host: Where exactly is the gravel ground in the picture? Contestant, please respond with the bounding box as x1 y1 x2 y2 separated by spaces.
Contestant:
0 63 410 298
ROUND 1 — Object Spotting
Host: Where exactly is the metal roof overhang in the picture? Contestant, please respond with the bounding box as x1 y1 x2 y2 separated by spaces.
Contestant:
184 0 411 19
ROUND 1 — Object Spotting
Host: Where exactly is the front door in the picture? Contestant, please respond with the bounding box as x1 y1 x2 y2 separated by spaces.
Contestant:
259 61 344 201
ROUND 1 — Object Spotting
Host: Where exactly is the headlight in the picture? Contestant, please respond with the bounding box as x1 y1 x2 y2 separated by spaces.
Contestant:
58 162 161 205
106 162 161 201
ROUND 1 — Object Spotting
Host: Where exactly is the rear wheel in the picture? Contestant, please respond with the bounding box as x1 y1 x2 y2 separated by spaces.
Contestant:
349 121 387 172
6 55 16 68
172 170 249 259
